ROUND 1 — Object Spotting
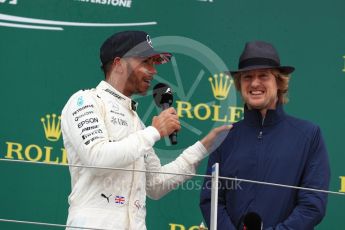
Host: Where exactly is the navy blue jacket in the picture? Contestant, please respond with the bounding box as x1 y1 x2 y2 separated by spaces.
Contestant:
200 105 330 230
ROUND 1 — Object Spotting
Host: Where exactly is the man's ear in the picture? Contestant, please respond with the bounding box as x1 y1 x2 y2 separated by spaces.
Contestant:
112 57 124 73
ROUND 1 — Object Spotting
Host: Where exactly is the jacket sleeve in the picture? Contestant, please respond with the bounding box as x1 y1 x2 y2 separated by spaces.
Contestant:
266 126 331 230
61 91 160 173
199 148 237 230
145 141 208 200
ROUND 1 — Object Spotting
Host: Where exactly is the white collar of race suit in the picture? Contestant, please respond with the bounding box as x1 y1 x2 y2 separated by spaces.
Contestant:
97 81 138 111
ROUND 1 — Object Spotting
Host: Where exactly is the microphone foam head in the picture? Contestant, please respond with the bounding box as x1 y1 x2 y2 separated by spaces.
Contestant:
243 212 262 230
153 83 173 107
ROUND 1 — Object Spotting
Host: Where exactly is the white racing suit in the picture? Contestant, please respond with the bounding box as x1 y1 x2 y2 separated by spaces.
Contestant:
61 81 207 230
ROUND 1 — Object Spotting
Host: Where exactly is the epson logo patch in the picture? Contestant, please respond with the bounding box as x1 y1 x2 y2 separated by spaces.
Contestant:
78 118 99 128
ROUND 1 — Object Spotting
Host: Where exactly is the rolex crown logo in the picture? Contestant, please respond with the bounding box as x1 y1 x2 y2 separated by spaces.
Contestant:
41 113 62 142
209 73 233 100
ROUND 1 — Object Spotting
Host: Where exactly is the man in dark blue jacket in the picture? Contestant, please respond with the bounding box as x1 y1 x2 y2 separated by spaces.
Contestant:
200 41 330 230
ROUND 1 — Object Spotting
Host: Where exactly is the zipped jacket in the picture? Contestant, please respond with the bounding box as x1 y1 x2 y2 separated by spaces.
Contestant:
200 104 330 230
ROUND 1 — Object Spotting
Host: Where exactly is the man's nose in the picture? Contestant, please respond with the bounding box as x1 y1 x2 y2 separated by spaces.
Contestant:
251 76 261 86
150 64 157 75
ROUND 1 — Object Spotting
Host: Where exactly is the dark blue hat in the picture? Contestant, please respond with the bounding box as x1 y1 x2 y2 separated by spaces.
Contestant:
230 41 295 75
100 31 172 66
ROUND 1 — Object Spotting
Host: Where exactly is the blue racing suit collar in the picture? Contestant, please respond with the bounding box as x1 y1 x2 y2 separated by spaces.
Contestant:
243 103 286 127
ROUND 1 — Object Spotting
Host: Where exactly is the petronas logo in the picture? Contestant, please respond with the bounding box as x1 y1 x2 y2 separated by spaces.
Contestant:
41 114 62 142
208 73 233 100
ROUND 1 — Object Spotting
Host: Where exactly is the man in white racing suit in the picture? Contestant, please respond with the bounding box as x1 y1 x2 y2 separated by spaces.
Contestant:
61 30 230 230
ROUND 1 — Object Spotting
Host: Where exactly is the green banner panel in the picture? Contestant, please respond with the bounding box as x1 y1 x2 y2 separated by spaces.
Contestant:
0 0 344 229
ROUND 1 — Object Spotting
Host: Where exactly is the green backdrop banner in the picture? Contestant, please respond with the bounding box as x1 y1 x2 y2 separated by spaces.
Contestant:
0 0 344 229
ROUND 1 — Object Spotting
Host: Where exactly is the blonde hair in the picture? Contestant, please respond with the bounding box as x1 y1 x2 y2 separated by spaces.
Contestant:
233 69 290 104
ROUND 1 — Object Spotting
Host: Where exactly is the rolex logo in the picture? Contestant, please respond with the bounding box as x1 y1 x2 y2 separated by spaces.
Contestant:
208 73 233 100
41 113 62 142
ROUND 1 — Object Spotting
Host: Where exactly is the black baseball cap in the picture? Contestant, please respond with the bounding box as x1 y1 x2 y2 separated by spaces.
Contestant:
100 30 172 66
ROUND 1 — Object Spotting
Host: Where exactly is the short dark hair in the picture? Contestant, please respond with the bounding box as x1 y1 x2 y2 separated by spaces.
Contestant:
100 61 113 78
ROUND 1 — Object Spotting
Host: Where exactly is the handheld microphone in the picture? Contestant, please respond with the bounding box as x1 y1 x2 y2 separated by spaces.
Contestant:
241 212 263 230
153 83 177 145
